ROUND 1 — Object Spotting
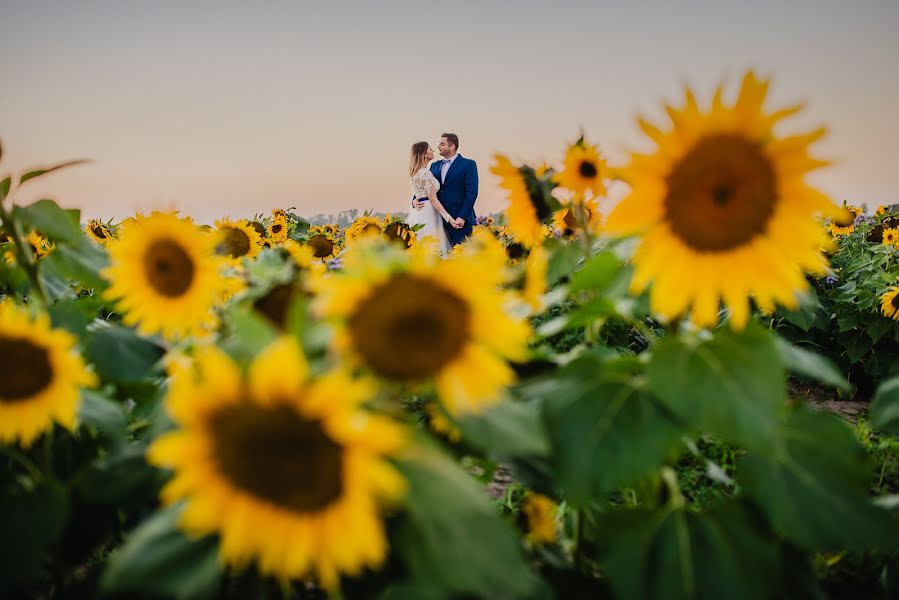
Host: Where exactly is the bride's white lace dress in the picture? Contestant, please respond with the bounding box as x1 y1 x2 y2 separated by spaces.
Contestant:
406 167 450 253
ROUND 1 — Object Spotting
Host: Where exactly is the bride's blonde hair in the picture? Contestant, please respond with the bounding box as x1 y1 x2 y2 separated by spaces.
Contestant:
408 141 430 177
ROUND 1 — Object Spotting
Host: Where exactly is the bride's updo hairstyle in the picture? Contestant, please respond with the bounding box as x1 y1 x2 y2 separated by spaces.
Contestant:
409 141 430 177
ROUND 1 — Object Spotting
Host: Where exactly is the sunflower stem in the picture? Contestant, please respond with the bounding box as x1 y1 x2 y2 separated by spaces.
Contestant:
0 444 43 481
0 190 49 307
573 506 586 573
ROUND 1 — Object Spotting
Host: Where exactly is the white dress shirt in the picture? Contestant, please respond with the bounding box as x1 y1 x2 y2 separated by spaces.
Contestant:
440 153 458 184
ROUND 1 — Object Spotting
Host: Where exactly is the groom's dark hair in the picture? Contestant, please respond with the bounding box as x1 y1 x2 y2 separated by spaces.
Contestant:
441 133 459 151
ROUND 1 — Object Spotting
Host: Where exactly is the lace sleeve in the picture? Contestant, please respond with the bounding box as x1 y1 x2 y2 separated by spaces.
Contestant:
411 168 439 198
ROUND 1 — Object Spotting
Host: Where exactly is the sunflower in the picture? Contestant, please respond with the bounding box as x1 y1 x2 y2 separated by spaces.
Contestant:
147 338 405 586
103 212 224 340
0 302 96 446
492 155 552 248
252 281 311 329
876 205 887 216
213 218 263 263
522 244 548 312
383 221 417 249
281 239 315 269
882 227 899 248
828 205 863 236
84 219 114 245
4 231 53 265
306 232 341 260
346 215 384 242
268 216 289 244
313 239 530 415
271 208 288 219
521 493 558 546
554 139 608 197
604 71 835 329
881 286 899 321
552 195 603 237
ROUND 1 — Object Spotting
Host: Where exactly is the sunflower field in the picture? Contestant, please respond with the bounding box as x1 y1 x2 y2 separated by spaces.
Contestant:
1 71 898 599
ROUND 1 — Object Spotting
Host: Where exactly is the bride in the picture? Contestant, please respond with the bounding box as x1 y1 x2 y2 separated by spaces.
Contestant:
406 141 452 253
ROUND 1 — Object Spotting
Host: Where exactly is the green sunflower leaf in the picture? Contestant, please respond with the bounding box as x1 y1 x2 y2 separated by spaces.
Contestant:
85 321 165 384
740 406 899 551
540 352 683 504
456 397 550 457
595 501 780 600
395 440 539 598
647 324 784 452
101 504 221 600
774 336 851 392
869 375 899 436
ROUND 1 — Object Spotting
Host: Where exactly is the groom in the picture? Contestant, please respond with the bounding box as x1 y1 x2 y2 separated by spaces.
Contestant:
413 132 478 246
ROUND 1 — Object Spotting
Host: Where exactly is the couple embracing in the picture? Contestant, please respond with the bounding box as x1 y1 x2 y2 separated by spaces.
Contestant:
406 133 478 254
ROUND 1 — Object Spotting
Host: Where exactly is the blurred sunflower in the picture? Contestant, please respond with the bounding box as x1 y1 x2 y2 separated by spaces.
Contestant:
522 244 548 312
881 286 899 321
214 218 262 263
383 221 417 248
492 155 552 248
84 219 114 245
0 302 96 446
346 215 384 242
306 232 341 260
605 70 835 329
281 239 315 269
4 231 53 265
253 282 309 329
827 205 863 236
521 493 558 546
876 205 887 216
271 208 288 220
103 212 224 340
147 338 405 587
552 195 603 237
268 216 289 244
313 239 530 415
554 139 608 197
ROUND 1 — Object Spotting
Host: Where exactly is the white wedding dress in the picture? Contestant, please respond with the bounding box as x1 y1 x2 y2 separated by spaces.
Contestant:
406 167 451 253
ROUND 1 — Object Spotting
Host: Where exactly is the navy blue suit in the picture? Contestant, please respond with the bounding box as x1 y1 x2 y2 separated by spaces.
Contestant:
430 155 478 246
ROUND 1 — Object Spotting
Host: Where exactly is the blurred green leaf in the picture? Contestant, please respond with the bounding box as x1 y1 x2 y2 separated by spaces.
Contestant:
78 389 129 449
540 353 682 504
568 251 621 293
647 325 784 452
0 481 69 595
102 505 221 600
457 398 550 457
40 236 109 291
0 176 10 202
13 199 82 242
75 445 165 506
870 375 899 436
740 407 899 551
220 305 278 363
774 336 851 392
85 321 165 383
49 296 101 337
19 159 88 185
396 440 539 598
779 288 819 331
596 501 779 600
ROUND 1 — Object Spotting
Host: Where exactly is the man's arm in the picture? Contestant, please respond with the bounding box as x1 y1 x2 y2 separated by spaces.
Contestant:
459 159 478 221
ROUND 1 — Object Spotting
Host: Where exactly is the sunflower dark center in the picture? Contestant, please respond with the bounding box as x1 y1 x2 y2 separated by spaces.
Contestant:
664 134 777 252
144 239 195 297
250 221 266 236
308 234 335 258
271 223 284 235
578 160 598 179
892 294 899 310
219 227 252 258
254 283 302 329
384 223 412 248
210 403 343 513
563 208 578 232
349 274 470 380
0 336 53 402
91 225 107 239
506 242 527 260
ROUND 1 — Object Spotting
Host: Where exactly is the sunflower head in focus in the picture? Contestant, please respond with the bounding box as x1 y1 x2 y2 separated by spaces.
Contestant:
521 493 558 546
552 195 603 238
0 302 96 446
306 231 341 260
313 239 530 415
268 216 289 244
103 212 224 340
147 338 406 587
554 138 608 197
346 215 385 243
604 70 835 329
85 219 114 245
492 155 553 248
827 204 863 236
383 221 417 249
881 286 899 321
882 227 899 248
214 218 263 263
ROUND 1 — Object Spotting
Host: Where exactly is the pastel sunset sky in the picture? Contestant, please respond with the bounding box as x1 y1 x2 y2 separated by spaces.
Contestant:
1 0 897 224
